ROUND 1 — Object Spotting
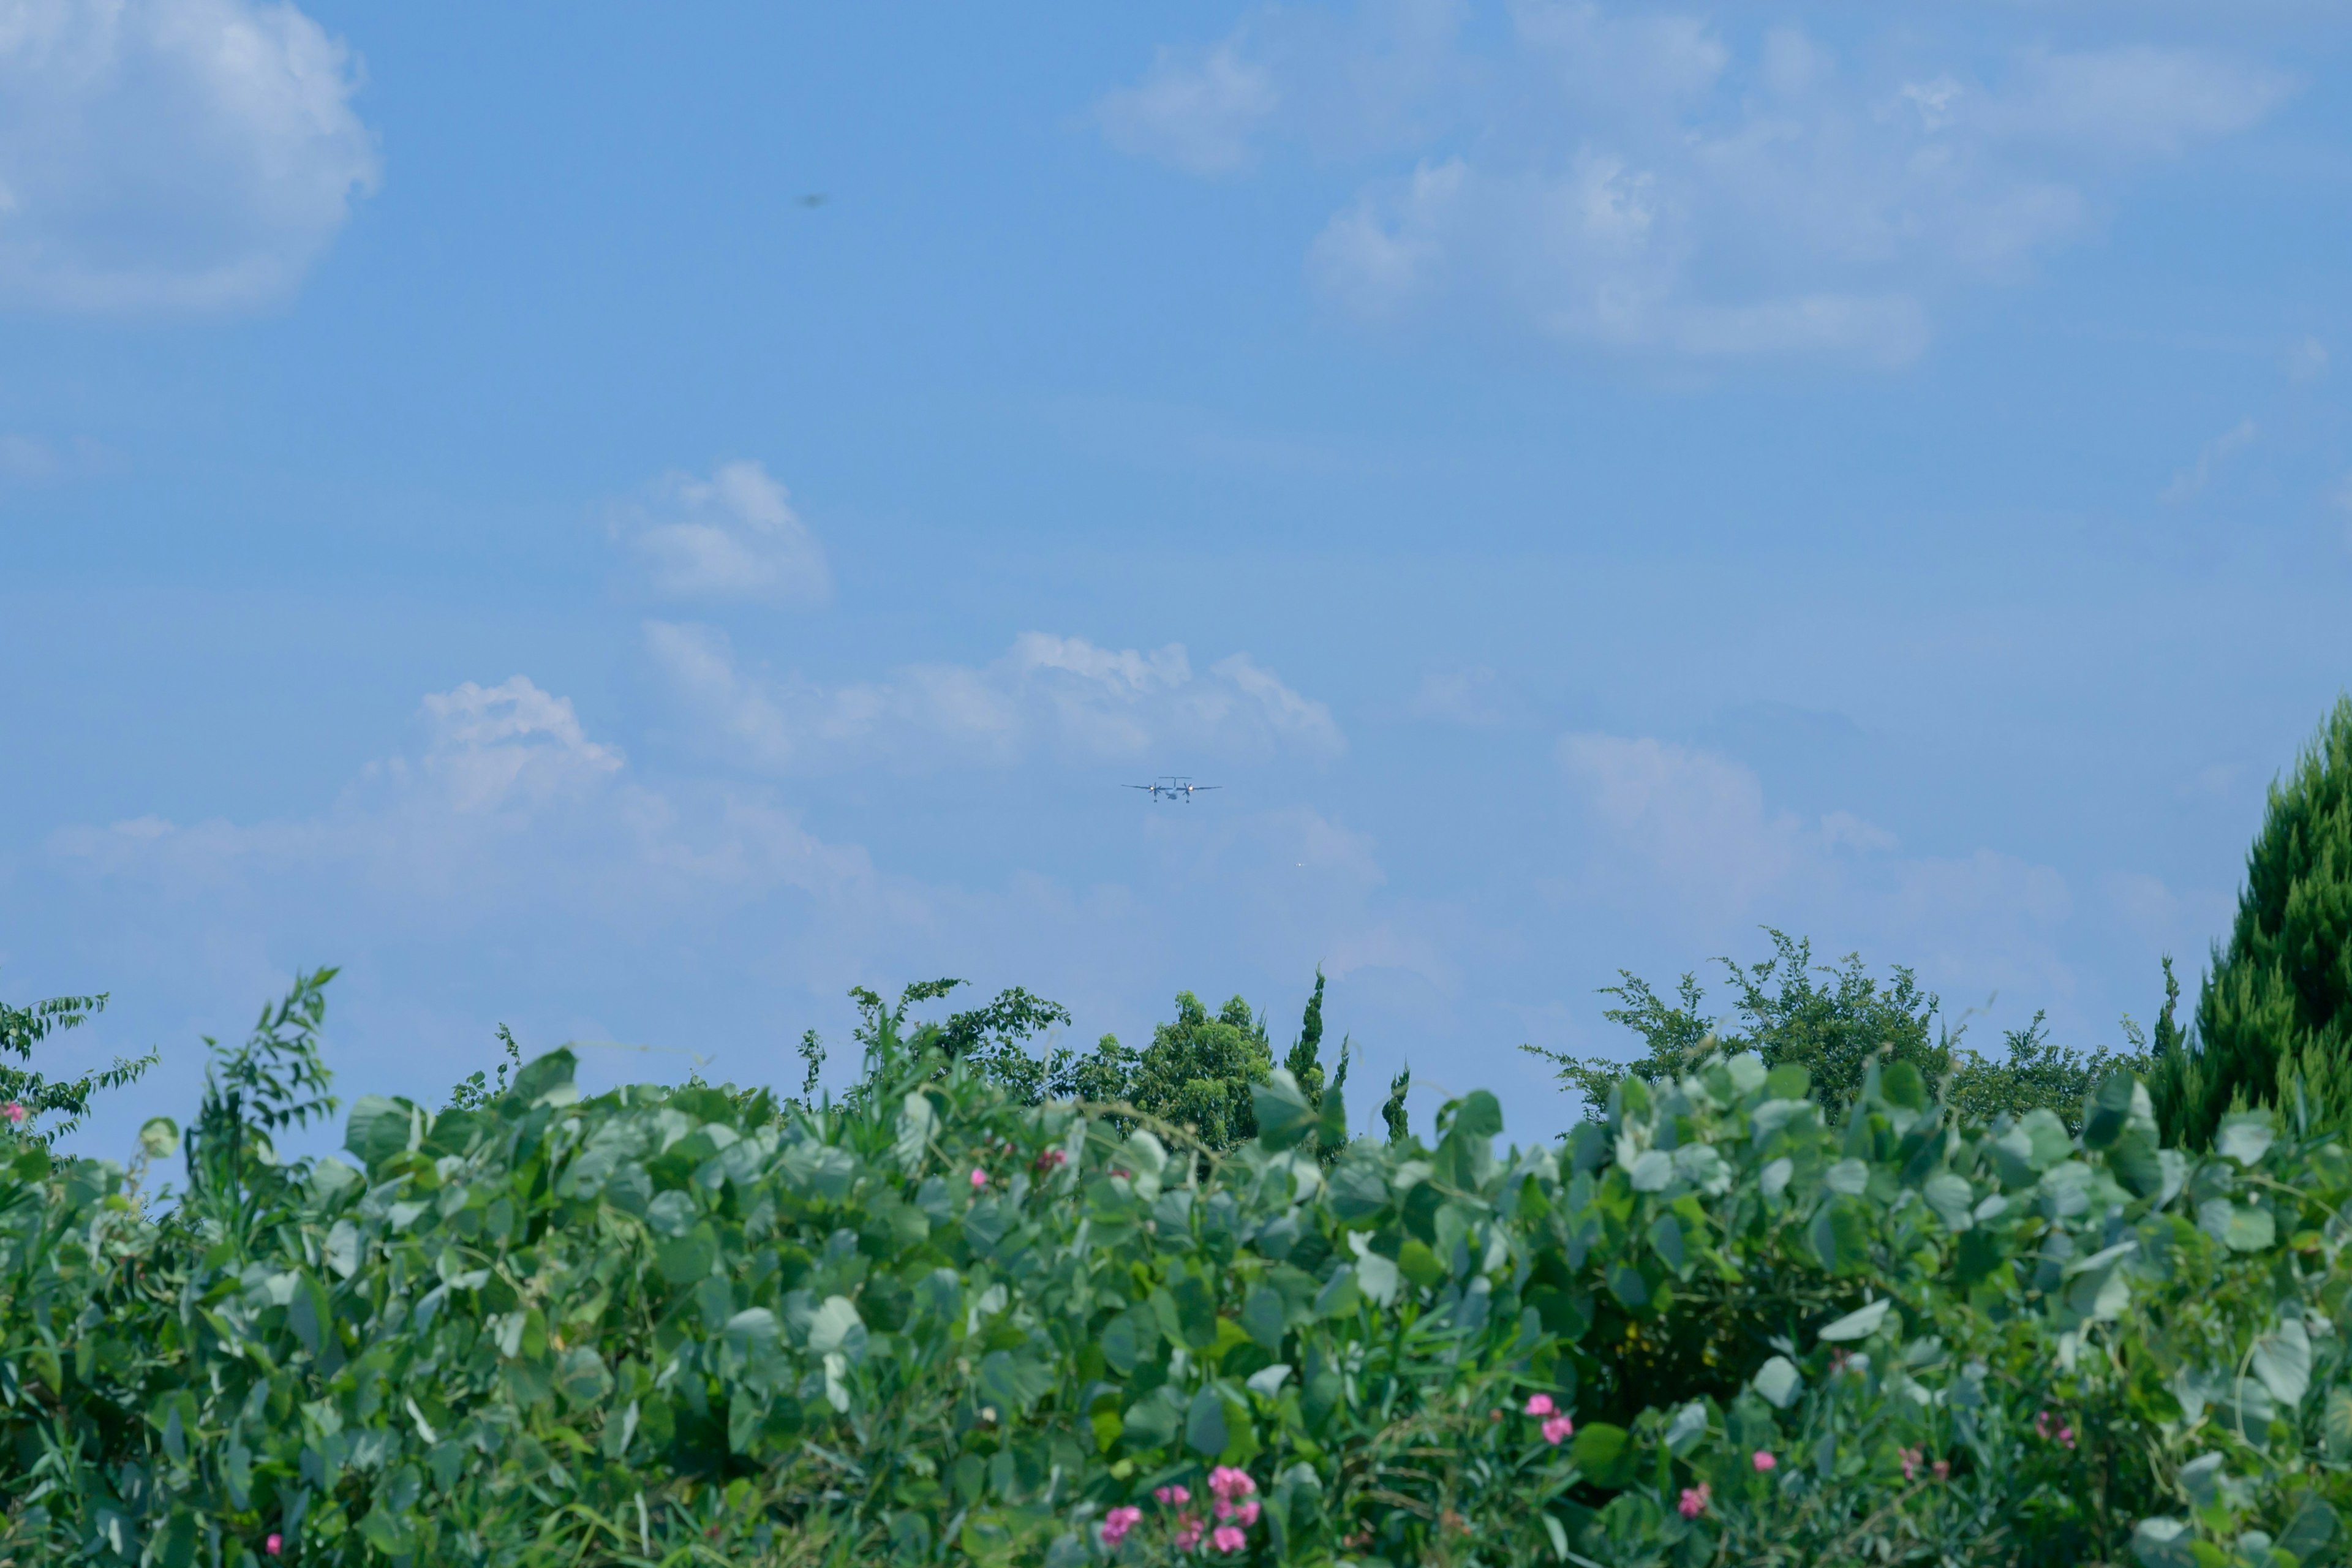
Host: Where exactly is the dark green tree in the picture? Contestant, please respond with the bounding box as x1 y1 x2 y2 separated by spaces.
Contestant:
2152 696 2352 1146
1 987 156 1145
1123 991 1274 1152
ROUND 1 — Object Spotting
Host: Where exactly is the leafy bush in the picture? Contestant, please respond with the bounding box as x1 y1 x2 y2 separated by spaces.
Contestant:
1 988 155 1145
7 973 2352 1567
1528 929 2152 1131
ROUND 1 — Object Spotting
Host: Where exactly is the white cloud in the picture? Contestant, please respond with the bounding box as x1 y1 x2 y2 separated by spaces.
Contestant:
647 623 1344 773
0 0 379 312
1558 732 1806 911
616 461 832 606
2287 336 2329 383
1110 6 2292 364
1409 665 1510 726
51 674 873 917
1553 731 2078 1000
1096 39 1278 175
1985 47 2288 156
2161 417 2257 504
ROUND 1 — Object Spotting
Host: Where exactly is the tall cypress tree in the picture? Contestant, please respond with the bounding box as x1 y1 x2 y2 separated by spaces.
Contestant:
2153 696 2352 1146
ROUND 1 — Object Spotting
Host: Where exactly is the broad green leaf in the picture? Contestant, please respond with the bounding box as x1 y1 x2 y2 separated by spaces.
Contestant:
138 1117 179 1159
2215 1112 2276 1168
977 1349 1053 1415
2252 1319 2312 1406
1817 1298 1891 1343
1753 1355 1803 1409
807 1295 866 1358
1186 1385 1229 1456
1251 1070 1316 1153
344 1094 413 1167
1923 1171 1975 1231
1570 1422 1633 1488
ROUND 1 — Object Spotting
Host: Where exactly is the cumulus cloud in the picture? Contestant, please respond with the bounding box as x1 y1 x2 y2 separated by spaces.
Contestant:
0 0 379 313
614 461 832 606
646 623 1344 773
1107 3 2293 363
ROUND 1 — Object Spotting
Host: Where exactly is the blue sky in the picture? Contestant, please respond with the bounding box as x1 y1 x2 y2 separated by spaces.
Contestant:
6 0 2351 1154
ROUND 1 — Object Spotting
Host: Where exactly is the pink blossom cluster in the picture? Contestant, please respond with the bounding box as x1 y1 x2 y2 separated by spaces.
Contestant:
1752 1450 1777 1472
2 1102 24 1126
1896 1446 1949 1482
1523 1393 1574 1446
1676 1482 1711 1519
1034 1147 1068 1173
2033 1410 2076 1449
1101 1506 1142 1547
1128 1471 1260 1555
1207 1466 1259 1551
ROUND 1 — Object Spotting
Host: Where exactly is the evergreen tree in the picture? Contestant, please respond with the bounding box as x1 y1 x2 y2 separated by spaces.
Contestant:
1382 1066 1411 1144
2152 696 2352 1147
1284 969 1329 1105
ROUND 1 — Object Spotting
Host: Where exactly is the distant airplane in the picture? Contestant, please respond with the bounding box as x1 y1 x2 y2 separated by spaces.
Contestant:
1127 776 1221 802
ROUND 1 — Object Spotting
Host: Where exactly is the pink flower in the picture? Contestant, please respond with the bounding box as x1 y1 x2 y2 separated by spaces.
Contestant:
1900 1447 1921 1481
1 1102 23 1126
1174 1519 1204 1551
1237 1499 1259 1527
1208 1466 1256 1499
2059 1424 2075 1450
1932 1459 1950 1482
1156 1485 1191 1507
1214 1499 1234 1521
1524 1393 1556 1417
1677 1483 1711 1519
1752 1450 1777 1472
1102 1506 1142 1547
971 1169 988 1188
1210 1525 1248 1554
264 1537 282 1557
1541 1414 1574 1444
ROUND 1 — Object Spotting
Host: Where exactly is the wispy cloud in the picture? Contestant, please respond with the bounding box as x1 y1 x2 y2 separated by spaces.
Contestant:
2162 417 2257 504
646 623 1344 774
1096 40 1278 175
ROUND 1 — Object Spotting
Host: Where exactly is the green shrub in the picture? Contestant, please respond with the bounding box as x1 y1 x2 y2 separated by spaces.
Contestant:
2155 696 2352 1148
7 973 2351 1567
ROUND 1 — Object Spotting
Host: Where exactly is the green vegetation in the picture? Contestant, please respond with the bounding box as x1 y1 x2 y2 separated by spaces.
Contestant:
2155 696 2352 1148
8 971 2350 1567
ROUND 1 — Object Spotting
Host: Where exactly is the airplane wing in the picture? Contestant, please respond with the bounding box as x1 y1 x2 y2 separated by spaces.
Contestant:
1124 783 1154 791
1191 785 1221 791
